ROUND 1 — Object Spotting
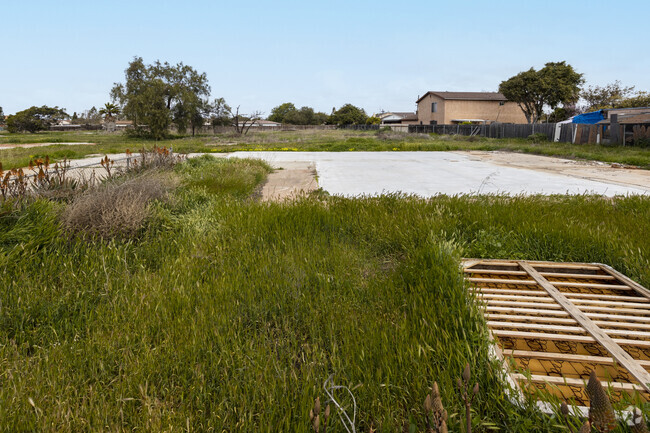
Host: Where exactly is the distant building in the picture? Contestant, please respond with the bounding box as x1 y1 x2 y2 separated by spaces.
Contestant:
237 119 281 128
376 112 419 125
415 91 527 125
102 120 133 132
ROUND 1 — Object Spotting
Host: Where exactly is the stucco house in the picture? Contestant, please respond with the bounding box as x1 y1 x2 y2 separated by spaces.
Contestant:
377 112 419 125
415 91 527 125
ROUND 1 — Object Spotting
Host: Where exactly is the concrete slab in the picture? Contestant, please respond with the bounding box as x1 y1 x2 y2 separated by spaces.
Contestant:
226 152 649 197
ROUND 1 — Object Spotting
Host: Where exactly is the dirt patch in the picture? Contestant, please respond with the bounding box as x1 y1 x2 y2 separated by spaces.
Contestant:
0 142 95 150
260 161 318 201
458 151 650 191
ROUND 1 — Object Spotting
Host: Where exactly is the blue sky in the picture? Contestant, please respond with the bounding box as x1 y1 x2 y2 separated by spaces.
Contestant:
1 0 649 116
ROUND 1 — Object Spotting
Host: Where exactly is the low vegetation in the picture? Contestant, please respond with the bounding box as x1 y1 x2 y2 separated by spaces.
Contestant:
0 154 649 431
2 129 650 171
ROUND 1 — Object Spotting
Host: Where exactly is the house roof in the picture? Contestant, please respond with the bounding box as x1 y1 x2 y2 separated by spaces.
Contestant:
598 113 650 125
416 91 508 103
377 111 416 119
389 111 416 118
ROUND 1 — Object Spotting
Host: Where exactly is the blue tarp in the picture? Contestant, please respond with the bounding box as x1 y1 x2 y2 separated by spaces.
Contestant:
572 110 605 124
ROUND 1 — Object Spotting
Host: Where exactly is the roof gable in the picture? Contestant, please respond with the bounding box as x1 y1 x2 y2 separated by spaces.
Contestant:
416 91 507 103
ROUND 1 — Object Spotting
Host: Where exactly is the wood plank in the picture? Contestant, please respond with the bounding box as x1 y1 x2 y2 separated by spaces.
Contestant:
484 299 647 315
493 329 650 348
461 259 482 269
476 288 649 303
485 306 570 316
527 261 602 271
519 261 650 393
583 312 650 323
599 264 650 301
569 299 650 309
479 294 557 303
577 305 650 315
506 350 650 368
487 314 650 331
512 373 645 392
487 314 577 325
468 277 537 285
464 259 601 271
564 293 649 303
540 272 616 281
464 269 528 276
493 329 596 343
484 300 562 309
489 321 650 340
469 277 631 291
463 259 520 267
486 306 650 322
552 281 631 290
488 321 585 334
473 288 549 296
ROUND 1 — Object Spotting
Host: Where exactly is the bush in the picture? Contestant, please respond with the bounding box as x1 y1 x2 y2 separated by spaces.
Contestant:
6 106 68 133
527 132 548 143
61 171 176 239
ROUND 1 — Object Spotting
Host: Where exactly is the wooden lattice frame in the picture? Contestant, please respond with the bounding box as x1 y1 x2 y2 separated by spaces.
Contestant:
462 259 650 407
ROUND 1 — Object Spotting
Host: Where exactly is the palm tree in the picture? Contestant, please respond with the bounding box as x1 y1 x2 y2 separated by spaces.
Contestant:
99 103 120 122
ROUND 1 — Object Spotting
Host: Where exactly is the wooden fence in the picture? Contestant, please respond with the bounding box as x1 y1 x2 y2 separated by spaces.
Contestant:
408 123 562 141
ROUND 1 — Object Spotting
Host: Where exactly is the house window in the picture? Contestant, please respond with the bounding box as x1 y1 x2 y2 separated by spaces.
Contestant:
499 101 505 106
431 102 438 113
430 120 437 125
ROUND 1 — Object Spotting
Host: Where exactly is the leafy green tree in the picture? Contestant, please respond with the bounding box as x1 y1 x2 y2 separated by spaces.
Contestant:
268 103 328 125
328 104 368 126
99 103 120 121
111 57 212 139
0 107 4 126
621 91 650 108
5 106 68 133
208 97 232 129
366 116 381 125
313 111 329 125
581 81 635 111
499 61 584 123
268 102 297 123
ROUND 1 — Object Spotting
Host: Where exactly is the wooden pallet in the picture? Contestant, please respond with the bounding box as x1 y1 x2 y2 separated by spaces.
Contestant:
462 259 650 406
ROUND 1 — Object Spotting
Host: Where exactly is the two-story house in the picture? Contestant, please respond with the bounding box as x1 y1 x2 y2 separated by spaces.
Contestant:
416 91 527 125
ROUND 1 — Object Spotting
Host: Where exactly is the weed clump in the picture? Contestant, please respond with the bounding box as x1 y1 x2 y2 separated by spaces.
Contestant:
527 132 549 143
62 171 176 239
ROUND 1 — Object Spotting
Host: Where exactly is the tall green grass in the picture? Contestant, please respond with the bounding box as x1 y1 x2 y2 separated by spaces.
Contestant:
0 156 648 431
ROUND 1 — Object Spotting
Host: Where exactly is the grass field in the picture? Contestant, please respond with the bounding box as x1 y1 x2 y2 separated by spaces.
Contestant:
1 156 649 431
1 129 649 170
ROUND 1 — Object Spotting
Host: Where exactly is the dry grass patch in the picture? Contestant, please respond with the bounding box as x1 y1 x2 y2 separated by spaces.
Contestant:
62 171 178 239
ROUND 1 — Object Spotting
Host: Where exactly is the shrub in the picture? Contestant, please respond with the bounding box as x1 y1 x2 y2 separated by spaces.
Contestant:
61 171 177 239
631 125 650 148
527 132 548 143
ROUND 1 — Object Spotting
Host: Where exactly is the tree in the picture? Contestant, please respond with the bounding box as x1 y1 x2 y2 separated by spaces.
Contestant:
268 103 297 123
622 91 650 108
188 98 220 136
99 102 120 121
6 106 68 133
268 103 329 125
111 57 212 139
499 61 584 123
581 81 636 111
0 107 4 126
366 116 381 125
232 106 262 135
328 104 368 126
208 97 232 130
